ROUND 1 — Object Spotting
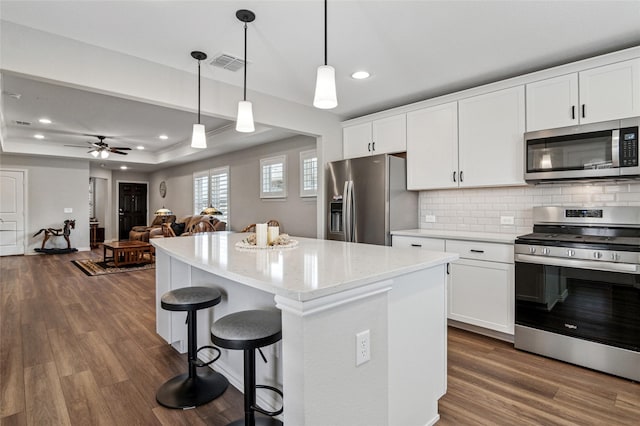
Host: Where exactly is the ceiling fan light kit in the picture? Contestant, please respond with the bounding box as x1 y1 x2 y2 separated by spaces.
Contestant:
313 0 338 109
191 50 208 148
236 9 256 133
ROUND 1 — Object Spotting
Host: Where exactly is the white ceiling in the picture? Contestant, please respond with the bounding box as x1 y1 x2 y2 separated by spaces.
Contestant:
2 1 640 170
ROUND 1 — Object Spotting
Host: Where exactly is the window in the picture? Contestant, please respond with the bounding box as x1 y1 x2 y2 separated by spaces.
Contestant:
193 166 230 227
299 150 318 197
260 155 287 198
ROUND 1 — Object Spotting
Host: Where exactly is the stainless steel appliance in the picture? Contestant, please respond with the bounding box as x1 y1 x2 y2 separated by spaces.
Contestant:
326 154 417 246
514 206 640 381
524 117 639 183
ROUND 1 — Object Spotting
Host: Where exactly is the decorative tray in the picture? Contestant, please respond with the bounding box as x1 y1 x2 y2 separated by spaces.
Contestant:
235 233 298 250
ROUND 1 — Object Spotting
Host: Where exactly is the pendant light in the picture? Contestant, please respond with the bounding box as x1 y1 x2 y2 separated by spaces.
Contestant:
313 0 337 109
191 50 208 148
236 9 256 133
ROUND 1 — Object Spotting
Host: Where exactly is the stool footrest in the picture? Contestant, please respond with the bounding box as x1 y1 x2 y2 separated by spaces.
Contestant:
193 345 221 368
252 384 284 417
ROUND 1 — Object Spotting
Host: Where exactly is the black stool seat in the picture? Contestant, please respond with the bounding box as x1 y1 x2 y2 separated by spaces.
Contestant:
211 309 282 350
156 286 228 409
211 310 283 426
161 286 222 311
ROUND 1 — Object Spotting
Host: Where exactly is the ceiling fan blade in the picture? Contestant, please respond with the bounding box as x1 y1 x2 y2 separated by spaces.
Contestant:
64 144 92 148
109 147 131 151
110 150 128 155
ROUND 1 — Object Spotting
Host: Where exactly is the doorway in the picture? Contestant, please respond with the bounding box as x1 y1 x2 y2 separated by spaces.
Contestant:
118 182 148 240
0 170 26 256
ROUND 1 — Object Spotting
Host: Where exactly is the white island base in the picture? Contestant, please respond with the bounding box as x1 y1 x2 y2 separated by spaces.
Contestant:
152 233 457 426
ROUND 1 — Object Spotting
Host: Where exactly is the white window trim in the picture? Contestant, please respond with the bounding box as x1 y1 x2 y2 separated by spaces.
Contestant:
260 155 287 199
299 149 318 197
193 170 209 215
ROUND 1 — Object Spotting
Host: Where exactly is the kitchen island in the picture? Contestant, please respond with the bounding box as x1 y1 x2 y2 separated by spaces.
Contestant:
152 232 457 426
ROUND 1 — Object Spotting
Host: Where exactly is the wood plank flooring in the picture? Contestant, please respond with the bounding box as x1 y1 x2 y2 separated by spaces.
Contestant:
1 249 638 425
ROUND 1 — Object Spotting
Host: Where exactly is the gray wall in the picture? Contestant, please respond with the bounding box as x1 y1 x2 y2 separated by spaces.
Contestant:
1 154 90 252
151 135 318 237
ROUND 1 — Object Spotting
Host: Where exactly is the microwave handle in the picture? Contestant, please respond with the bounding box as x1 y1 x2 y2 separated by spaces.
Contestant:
611 129 620 167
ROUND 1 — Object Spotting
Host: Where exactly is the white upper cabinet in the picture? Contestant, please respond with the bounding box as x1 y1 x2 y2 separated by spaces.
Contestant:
579 59 640 124
526 58 640 131
343 114 406 159
406 102 459 190
458 86 526 187
526 73 579 131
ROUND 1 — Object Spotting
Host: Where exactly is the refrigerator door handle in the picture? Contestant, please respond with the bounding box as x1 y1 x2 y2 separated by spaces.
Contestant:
348 180 355 242
342 181 350 242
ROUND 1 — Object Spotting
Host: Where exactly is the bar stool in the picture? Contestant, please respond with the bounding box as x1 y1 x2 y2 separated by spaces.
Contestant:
211 310 283 426
156 286 229 409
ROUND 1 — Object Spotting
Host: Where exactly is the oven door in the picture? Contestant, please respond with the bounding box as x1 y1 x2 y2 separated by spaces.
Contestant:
515 260 640 352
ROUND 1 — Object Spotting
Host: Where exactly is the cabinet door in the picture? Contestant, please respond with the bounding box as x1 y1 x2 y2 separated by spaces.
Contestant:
526 73 579 131
458 86 525 187
372 114 406 155
579 58 640 124
448 259 514 334
406 102 459 190
343 122 373 159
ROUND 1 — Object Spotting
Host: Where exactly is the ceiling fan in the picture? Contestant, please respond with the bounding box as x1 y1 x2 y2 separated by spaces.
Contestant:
65 135 131 159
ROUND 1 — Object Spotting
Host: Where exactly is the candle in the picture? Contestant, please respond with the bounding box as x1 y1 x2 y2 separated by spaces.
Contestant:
267 226 279 245
255 223 268 247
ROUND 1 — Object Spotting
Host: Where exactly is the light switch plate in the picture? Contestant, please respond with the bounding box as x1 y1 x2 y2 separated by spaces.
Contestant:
500 216 514 225
425 215 436 223
64 208 73 213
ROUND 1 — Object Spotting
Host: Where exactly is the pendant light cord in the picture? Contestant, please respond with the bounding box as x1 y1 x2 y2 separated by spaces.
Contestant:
197 58 201 124
243 22 248 101
324 0 327 66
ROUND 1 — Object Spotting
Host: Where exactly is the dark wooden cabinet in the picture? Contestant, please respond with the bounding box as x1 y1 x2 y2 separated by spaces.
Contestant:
90 223 105 248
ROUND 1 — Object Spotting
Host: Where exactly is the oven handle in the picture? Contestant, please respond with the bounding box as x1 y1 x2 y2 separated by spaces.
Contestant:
515 254 639 274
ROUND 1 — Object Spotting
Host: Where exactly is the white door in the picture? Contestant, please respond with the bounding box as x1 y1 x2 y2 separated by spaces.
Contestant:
406 102 459 190
579 58 640 124
526 73 579 131
0 170 25 256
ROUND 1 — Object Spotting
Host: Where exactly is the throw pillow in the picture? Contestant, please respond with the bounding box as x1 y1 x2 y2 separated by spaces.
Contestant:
170 222 186 236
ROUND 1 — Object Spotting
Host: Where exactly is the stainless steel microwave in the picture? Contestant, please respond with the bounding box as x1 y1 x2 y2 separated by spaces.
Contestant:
524 117 639 183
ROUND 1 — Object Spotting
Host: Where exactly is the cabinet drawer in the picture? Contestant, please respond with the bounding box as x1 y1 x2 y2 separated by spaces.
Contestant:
446 240 513 263
392 235 445 251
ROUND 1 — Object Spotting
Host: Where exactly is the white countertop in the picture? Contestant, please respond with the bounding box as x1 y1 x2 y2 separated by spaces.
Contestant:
391 228 520 244
151 232 457 302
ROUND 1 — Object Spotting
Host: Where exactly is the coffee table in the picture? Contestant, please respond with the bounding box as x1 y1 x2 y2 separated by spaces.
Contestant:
103 241 154 267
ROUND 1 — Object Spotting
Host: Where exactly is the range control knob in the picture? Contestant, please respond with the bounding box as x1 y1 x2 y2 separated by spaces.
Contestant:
542 248 550 255
593 251 602 259
611 252 620 261
567 249 575 257
529 247 536 254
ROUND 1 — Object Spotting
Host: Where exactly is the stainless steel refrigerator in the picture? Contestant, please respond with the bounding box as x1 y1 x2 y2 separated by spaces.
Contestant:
326 154 417 246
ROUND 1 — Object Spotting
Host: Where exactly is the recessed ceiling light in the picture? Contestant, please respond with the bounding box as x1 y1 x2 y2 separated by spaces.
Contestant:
120 166 128 170
34 134 45 139
38 118 52 124
159 134 169 140
351 71 370 80
136 145 145 150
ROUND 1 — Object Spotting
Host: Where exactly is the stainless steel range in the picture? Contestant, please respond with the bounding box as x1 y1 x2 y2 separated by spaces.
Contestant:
514 206 640 381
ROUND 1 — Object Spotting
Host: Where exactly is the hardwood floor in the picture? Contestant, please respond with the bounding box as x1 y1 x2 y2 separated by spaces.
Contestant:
1 249 638 425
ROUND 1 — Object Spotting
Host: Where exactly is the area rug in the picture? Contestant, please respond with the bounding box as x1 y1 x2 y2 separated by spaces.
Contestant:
71 259 155 276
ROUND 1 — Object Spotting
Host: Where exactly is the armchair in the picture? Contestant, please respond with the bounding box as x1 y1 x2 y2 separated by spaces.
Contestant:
151 215 226 238
129 214 176 242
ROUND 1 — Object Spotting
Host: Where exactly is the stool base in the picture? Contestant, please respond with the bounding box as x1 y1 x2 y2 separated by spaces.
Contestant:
156 369 228 409
228 417 283 426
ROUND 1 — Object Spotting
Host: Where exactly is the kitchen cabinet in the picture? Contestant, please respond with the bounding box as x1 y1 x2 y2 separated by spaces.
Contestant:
343 114 406 159
406 102 458 190
458 86 526 187
392 234 515 336
407 86 525 190
526 58 640 131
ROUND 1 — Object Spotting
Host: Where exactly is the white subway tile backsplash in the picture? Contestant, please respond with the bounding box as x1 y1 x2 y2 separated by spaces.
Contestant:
419 181 640 235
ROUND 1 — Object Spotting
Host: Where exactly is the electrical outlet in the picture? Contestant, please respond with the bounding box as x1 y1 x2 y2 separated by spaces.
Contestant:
425 215 436 223
356 330 370 366
500 216 514 225
64 207 73 213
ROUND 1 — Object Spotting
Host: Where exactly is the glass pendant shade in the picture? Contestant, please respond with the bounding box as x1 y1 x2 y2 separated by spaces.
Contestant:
313 65 338 109
191 123 207 148
100 150 109 159
90 150 99 158
236 100 255 133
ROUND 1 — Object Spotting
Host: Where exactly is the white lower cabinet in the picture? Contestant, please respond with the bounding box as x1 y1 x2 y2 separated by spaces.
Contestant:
448 259 514 335
393 235 514 335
